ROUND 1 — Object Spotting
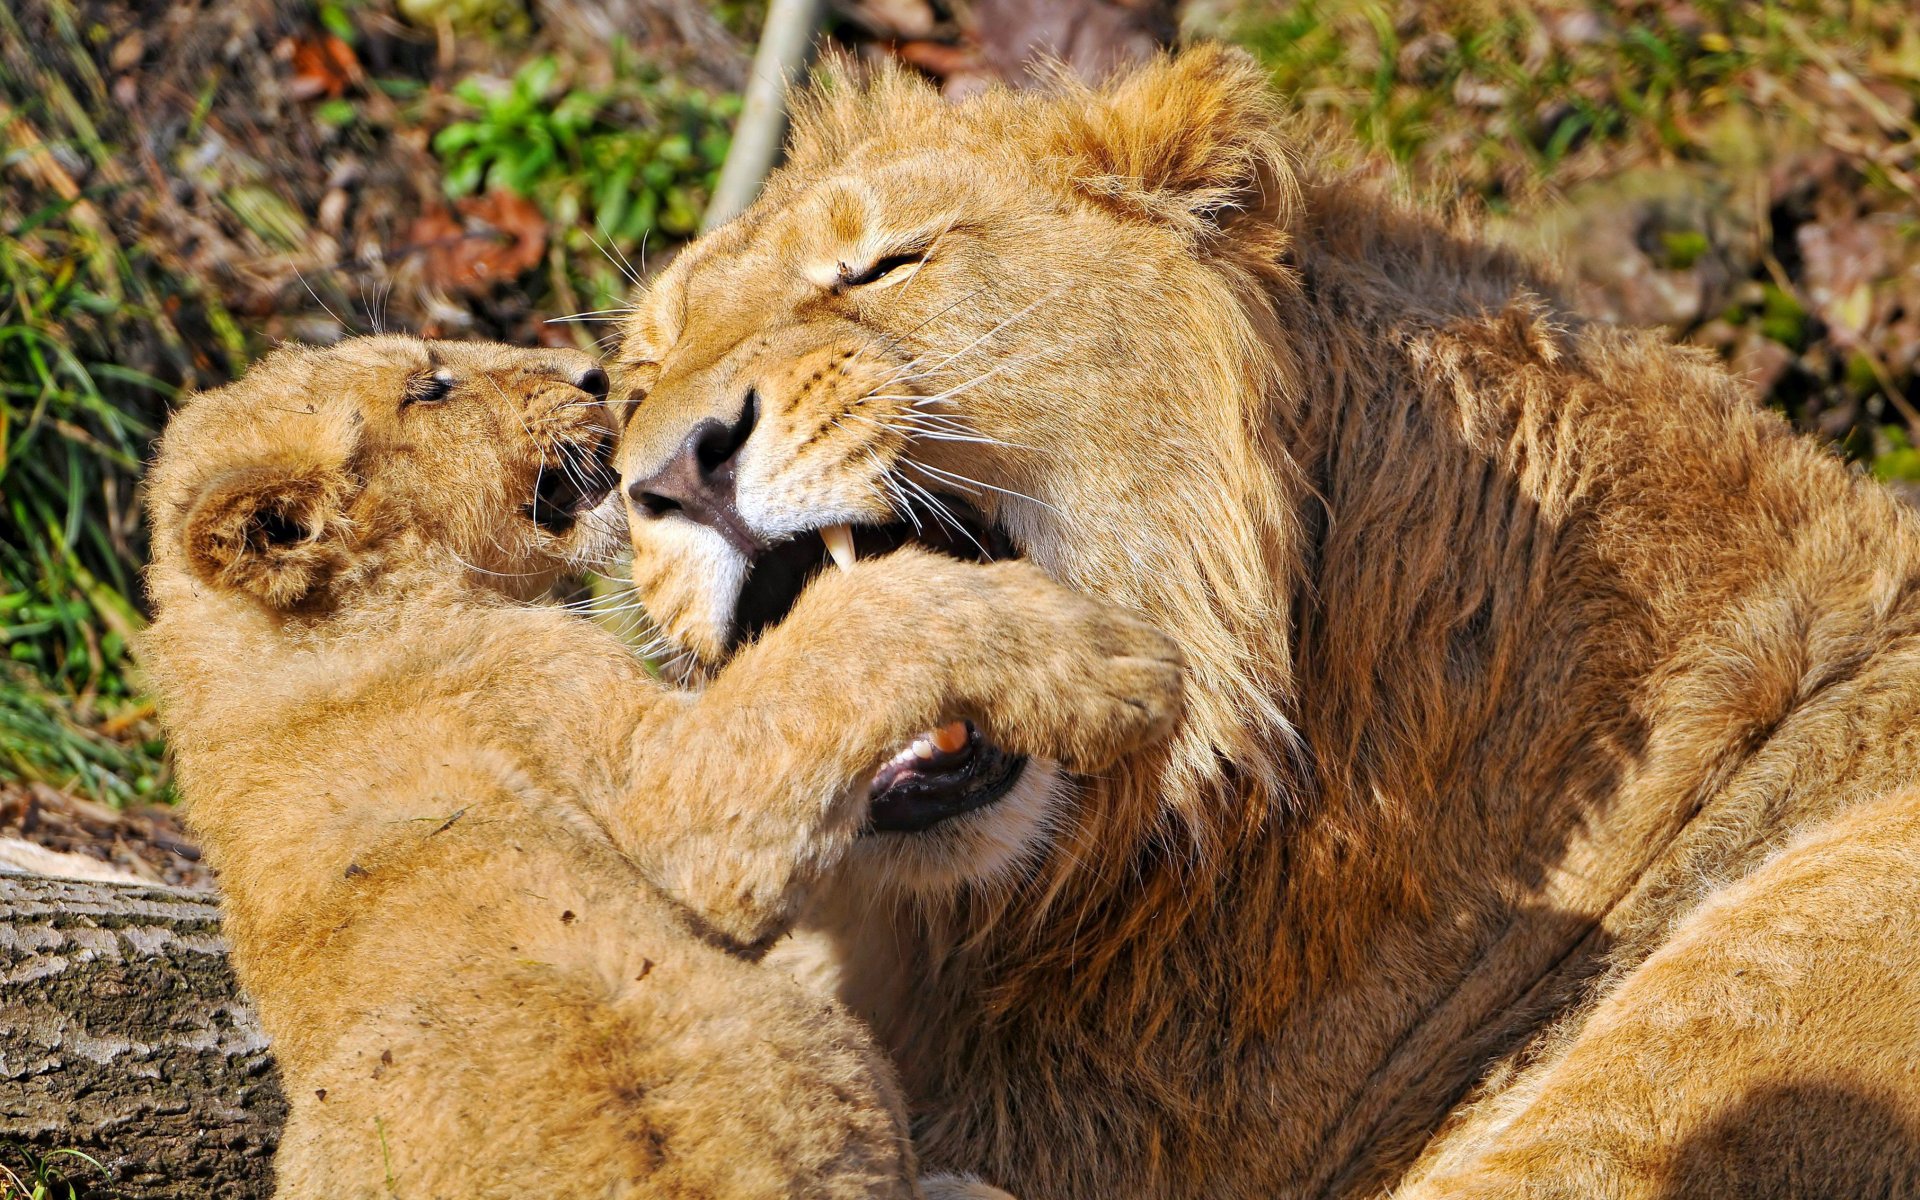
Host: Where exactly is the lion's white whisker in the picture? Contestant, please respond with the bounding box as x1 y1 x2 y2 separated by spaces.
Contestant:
903 459 1060 514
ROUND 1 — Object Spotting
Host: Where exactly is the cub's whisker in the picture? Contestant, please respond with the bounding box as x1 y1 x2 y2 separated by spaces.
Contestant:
586 228 644 289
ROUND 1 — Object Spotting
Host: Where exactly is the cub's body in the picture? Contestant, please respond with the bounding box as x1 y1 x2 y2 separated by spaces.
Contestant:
153 584 915 1197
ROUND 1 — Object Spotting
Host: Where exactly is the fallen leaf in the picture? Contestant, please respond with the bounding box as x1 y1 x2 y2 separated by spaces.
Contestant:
844 0 939 40
410 191 548 295
109 32 146 73
1797 215 1898 343
962 0 1174 85
287 34 361 101
893 40 981 80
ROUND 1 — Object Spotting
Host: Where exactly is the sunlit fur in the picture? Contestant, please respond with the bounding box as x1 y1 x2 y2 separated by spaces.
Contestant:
140 337 1180 1197
612 47 1920 1198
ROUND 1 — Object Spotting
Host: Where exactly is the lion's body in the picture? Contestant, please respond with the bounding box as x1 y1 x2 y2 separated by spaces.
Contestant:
139 338 1175 1198
611 50 1920 1198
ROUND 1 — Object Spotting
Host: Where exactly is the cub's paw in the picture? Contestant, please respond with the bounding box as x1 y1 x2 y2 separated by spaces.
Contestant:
959 561 1184 774
800 550 1183 772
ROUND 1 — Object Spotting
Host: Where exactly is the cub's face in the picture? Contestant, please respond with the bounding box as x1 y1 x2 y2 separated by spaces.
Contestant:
149 337 624 610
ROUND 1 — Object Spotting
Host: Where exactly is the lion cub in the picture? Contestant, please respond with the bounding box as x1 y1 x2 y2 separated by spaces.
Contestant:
138 336 1182 1199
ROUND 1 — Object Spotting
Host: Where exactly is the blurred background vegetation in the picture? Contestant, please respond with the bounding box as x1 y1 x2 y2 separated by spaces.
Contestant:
2 0 1917 839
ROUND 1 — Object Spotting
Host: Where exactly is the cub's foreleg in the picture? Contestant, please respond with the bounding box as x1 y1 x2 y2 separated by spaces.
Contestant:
604 549 1183 945
1398 788 1920 1200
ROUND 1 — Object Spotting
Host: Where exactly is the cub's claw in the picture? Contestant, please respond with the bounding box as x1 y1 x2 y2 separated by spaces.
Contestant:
985 610 1184 773
777 550 1185 779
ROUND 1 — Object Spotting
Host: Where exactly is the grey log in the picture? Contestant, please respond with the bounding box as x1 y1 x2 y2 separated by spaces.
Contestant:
0 874 283 1198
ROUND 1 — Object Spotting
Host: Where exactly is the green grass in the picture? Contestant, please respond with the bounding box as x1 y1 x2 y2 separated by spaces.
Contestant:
0 1145 104 1200
0 139 184 807
2 1 272 808
424 46 738 317
1228 0 1918 202
432 50 738 241
0 669 165 806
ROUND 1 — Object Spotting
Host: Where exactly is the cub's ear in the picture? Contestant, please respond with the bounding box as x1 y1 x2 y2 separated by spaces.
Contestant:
182 464 352 607
1041 45 1296 247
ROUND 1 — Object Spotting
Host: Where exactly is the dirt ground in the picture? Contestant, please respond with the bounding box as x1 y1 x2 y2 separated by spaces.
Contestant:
0 782 209 888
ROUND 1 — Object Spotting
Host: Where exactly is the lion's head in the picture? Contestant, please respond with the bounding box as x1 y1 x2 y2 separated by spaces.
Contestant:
611 48 1316 903
146 337 622 613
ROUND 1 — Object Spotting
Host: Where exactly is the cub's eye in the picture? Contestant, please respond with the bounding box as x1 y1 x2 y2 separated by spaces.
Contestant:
836 250 926 290
403 370 456 407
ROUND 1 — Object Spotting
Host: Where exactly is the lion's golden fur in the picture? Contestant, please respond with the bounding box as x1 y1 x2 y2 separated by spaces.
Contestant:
611 47 1920 1198
138 336 1178 1197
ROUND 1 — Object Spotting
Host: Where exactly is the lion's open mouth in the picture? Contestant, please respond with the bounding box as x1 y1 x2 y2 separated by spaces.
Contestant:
733 496 1017 642
528 437 618 536
732 495 1030 833
866 718 1026 832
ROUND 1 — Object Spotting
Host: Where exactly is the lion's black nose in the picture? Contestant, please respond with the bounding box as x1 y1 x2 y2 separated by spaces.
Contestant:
627 390 761 556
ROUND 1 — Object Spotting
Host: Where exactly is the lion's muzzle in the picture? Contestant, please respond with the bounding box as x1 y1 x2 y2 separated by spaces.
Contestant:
626 390 761 557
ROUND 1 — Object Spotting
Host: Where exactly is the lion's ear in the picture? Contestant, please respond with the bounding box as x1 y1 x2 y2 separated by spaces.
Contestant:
1043 45 1295 245
182 463 352 607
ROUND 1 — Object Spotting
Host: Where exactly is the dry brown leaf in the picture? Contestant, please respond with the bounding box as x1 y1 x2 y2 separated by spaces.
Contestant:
410 191 549 295
893 39 982 81
286 34 361 101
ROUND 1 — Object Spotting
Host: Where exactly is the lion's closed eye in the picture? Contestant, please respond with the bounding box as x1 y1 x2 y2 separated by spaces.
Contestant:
835 250 926 290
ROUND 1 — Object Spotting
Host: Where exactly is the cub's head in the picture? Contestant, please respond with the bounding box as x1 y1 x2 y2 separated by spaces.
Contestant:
612 48 1311 896
147 336 621 613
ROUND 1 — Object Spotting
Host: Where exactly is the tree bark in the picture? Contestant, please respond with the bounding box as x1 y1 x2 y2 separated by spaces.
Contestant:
0 874 283 1198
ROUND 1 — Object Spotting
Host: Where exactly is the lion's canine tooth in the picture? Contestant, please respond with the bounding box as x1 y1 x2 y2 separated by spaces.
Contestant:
932 721 969 754
822 524 857 572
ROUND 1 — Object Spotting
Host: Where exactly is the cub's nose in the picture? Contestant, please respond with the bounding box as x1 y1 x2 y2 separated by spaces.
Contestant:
532 349 607 399
572 366 610 402
626 390 761 557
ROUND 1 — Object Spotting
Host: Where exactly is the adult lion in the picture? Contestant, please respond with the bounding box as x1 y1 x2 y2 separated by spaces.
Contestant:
608 46 1920 1199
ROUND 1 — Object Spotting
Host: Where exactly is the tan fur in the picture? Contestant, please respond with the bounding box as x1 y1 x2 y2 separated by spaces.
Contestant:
611 47 1920 1198
138 336 1178 1197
